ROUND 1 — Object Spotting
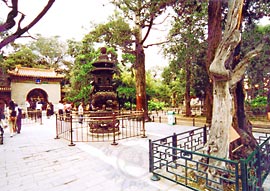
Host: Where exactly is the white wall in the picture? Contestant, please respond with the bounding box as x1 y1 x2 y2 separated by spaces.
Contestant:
11 81 61 108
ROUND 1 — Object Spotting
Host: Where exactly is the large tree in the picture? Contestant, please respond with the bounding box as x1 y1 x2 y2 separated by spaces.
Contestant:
85 0 176 119
204 1 265 187
28 35 68 70
164 1 208 116
0 0 55 49
1 44 39 69
242 24 270 99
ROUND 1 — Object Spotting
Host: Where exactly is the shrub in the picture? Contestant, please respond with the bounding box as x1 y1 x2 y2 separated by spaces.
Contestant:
148 100 165 111
247 96 267 115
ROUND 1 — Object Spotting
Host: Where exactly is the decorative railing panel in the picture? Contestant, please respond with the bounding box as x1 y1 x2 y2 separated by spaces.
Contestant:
150 127 270 191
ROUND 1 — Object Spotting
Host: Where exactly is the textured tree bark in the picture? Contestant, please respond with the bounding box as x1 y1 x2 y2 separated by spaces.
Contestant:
203 0 257 189
135 44 146 112
185 60 191 117
134 11 148 120
207 0 243 158
205 0 222 124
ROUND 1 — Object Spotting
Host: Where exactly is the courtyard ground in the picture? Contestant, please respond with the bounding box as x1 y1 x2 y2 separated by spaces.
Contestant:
0 114 269 191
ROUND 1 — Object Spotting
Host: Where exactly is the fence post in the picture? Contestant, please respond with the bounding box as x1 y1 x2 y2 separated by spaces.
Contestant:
69 115 75 146
111 113 118 145
256 148 263 190
34 110 37 122
141 111 147 138
55 114 60 139
203 125 207 145
240 159 248 191
159 116 161 123
172 133 177 162
149 139 160 181
40 110 43 125
192 117 195 126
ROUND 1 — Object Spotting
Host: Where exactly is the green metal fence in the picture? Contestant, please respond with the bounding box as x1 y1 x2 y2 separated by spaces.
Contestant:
149 127 270 191
240 133 270 191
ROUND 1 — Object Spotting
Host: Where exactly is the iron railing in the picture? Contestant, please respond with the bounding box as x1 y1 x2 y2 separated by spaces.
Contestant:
55 111 146 145
149 127 270 191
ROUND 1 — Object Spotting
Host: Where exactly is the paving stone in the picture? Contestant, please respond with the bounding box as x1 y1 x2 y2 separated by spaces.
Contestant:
1 115 269 191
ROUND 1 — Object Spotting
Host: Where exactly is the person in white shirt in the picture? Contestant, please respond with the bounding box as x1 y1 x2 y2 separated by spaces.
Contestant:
25 100 30 118
36 101 43 118
78 102 84 124
57 101 64 120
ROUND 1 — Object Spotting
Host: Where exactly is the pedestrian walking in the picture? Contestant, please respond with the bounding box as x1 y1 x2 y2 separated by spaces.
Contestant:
36 100 43 118
0 109 6 144
78 102 84 124
16 107 22 134
46 102 52 119
64 102 72 121
57 101 64 121
8 100 17 137
25 100 30 118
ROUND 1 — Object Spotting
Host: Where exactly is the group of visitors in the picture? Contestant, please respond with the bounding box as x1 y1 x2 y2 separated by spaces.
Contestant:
0 100 22 138
56 101 85 123
57 101 73 121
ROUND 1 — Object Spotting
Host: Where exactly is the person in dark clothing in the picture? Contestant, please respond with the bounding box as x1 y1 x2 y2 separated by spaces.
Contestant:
9 101 17 137
9 100 15 111
46 103 51 119
16 107 22 134
0 121 4 144
49 102 54 116
0 109 5 144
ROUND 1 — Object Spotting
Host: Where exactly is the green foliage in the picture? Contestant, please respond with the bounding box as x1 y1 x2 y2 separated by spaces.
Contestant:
123 102 136 110
85 13 133 52
1 45 40 70
117 86 136 99
148 100 165 111
162 1 208 107
242 24 270 98
246 96 267 114
28 35 67 69
65 43 98 104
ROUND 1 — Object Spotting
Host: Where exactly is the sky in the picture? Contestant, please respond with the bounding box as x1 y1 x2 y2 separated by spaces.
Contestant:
7 0 115 40
0 0 169 70
1 1 269 70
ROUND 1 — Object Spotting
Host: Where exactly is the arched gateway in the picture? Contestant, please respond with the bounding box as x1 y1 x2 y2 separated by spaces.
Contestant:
26 88 48 103
7 66 64 110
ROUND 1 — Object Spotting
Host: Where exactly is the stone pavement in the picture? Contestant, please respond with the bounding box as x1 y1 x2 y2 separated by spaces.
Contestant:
0 115 269 191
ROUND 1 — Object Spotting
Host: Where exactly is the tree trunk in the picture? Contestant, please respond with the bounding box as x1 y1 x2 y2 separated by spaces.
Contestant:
201 1 263 189
134 18 148 120
208 80 232 159
205 0 222 124
231 80 257 160
185 60 192 117
135 44 147 115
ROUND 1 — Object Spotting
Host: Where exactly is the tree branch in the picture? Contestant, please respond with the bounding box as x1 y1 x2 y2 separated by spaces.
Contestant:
0 0 18 32
230 43 264 86
0 0 55 49
209 0 243 80
141 16 154 45
143 40 170 48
